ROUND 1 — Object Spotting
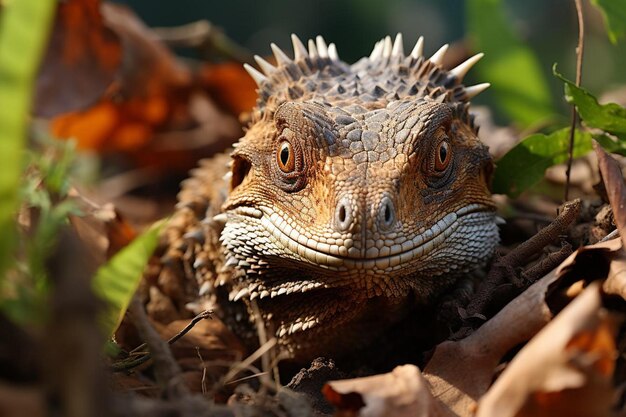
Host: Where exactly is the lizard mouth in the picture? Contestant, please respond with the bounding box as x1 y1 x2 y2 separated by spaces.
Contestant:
229 203 493 272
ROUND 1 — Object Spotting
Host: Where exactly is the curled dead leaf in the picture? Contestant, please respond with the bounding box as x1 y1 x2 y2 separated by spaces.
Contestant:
594 142 626 248
35 0 122 117
476 282 618 417
323 365 445 417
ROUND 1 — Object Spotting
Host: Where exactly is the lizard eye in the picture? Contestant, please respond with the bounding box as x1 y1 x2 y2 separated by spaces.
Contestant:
434 141 451 172
277 141 296 173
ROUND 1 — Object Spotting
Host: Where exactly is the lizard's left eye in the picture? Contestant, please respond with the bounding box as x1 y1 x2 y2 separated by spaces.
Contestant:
434 141 451 172
277 141 296 173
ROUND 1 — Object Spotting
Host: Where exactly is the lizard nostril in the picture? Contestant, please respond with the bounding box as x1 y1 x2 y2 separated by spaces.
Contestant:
338 205 346 223
378 196 396 229
335 196 354 232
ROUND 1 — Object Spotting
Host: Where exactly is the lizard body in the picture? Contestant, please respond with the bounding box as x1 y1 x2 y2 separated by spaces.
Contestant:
151 34 499 362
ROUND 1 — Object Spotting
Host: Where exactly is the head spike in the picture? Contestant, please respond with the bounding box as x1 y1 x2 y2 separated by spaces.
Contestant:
450 53 484 81
429 44 449 66
316 35 329 58
465 83 490 99
307 39 318 58
392 33 404 57
291 34 308 61
369 40 383 61
328 43 339 60
382 36 393 58
410 36 424 59
243 63 266 86
270 43 291 65
254 55 276 75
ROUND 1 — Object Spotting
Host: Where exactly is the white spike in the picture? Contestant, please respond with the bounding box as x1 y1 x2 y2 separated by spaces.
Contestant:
307 39 318 58
316 35 328 58
495 216 506 225
254 55 276 75
291 33 308 61
243 63 266 86
369 40 383 61
328 43 338 60
233 288 249 302
382 36 393 58
410 36 424 59
392 33 404 57
270 43 291 65
212 213 228 224
429 44 449 66
465 82 491 98
450 53 484 81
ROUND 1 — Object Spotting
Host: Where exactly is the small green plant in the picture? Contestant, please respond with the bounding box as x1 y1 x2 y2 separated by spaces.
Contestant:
469 0 626 198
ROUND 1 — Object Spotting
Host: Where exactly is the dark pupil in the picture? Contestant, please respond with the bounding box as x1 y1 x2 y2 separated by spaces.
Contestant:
280 145 290 166
439 144 447 163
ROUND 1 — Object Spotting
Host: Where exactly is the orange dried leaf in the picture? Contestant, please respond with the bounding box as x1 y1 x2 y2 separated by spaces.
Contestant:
200 62 258 115
51 101 119 150
324 365 445 417
476 282 617 417
35 0 122 117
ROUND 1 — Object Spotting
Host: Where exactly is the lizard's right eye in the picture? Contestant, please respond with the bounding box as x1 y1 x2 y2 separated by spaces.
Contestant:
277 141 296 173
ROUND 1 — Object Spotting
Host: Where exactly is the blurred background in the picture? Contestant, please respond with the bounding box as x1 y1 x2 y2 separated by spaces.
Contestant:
116 0 626 119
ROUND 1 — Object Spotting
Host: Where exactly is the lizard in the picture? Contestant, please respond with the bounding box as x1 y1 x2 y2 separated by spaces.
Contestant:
147 33 499 363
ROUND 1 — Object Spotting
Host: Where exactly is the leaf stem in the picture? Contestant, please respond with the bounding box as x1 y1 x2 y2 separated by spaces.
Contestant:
564 0 585 201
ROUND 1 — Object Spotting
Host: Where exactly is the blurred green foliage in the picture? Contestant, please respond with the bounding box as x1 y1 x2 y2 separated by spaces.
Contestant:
467 0 554 128
1 138 81 325
493 128 592 197
0 0 55 280
93 222 163 337
592 0 626 44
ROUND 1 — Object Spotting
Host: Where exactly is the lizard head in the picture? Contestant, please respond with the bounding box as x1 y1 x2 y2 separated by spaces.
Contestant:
218 34 498 358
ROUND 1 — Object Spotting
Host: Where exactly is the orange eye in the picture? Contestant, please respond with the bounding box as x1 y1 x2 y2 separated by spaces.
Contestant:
434 141 451 171
277 141 296 173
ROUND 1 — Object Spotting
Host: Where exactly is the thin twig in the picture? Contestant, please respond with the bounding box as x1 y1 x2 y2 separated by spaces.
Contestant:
564 0 585 202
127 297 189 398
128 310 213 355
112 310 212 372
466 199 581 317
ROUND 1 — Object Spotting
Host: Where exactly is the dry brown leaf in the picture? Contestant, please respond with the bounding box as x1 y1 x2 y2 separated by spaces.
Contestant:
595 142 626 248
199 62 258 116
35 0 122 117
0 383 45 417
424 268 559 417
323 365 446 417
476 282 618 417
68 189 137 263
418 238 622 417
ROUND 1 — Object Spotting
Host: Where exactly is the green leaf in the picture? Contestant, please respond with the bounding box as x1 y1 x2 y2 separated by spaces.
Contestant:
591 0 626 44
493 128 593 197
0 0 55 277
92 221 164 337
467 0 554 127
554 65 626 134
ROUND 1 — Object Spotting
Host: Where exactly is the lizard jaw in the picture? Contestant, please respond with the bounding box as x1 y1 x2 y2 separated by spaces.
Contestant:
223 203 495 274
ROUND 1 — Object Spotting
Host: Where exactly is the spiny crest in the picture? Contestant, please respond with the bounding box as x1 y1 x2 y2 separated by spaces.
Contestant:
244 33 489 121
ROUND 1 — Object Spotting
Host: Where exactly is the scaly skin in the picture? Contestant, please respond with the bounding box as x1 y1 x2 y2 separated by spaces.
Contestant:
151 34 499 362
